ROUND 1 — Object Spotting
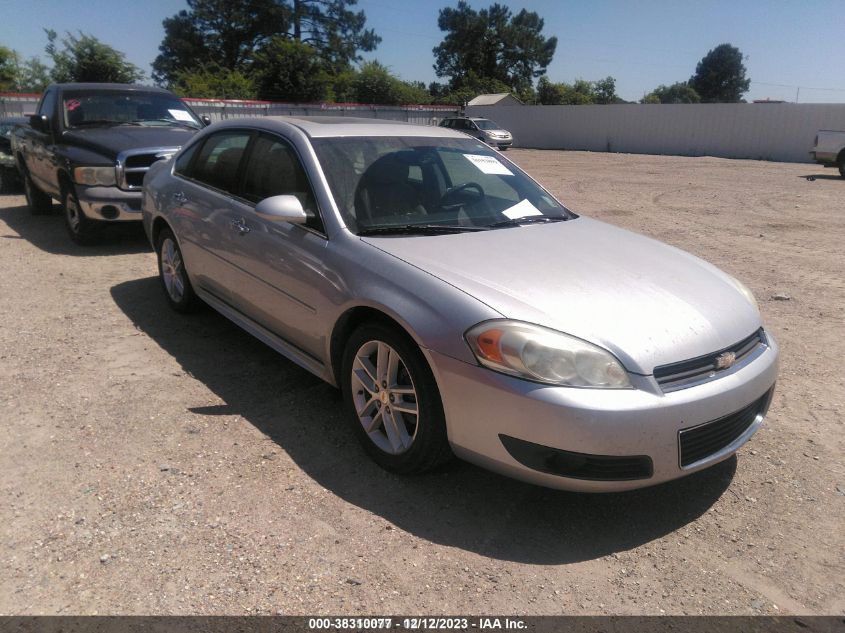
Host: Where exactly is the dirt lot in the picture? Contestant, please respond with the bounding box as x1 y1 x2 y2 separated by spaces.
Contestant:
0 151 842 616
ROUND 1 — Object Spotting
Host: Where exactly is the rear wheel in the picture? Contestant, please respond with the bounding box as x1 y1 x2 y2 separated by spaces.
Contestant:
341 322 452 474
23 171 53 215
156 227 200 313
63 187 101 245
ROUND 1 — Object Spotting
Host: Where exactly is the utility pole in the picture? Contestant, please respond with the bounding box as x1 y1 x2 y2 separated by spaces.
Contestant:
795 86 800 103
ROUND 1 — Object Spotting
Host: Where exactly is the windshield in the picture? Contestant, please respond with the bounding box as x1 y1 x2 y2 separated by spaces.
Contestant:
62 92 202 129
312 137 570 234
474 119 500 130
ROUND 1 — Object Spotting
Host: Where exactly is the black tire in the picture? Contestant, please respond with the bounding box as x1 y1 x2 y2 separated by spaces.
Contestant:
23 171 53 215
839 162 845 179
341 322 452 474
63 187 101 245
156 227 200 313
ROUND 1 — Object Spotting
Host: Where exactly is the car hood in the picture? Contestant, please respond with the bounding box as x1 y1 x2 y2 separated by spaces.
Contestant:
363 217 762 374
62 126 197 158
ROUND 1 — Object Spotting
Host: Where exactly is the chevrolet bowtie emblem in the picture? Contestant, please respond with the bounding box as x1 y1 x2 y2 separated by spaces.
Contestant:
715 351 737 370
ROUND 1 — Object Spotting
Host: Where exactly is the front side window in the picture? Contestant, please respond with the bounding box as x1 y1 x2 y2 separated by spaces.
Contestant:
241 133 323 233
38 89 57 119
62 91 202 129
313 137 570 234
189 131 251 195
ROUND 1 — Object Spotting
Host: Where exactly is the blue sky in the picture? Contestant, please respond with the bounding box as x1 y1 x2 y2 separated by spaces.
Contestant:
3 0 845 102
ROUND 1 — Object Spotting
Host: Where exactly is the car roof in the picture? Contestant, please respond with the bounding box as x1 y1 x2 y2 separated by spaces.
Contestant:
213 116 470 140
52 83 174 94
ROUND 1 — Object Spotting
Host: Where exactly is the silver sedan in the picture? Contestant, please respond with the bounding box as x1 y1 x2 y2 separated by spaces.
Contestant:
141 117 778 492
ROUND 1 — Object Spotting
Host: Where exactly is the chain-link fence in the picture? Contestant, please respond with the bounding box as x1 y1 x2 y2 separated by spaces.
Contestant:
0 92 460 126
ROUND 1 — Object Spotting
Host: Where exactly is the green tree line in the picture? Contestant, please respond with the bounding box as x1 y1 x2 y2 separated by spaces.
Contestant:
1 1 751 107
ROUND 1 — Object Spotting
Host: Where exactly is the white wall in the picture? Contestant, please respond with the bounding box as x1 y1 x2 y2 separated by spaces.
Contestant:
467 103 845 163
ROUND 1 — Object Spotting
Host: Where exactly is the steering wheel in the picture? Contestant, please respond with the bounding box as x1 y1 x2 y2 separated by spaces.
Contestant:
440 182 486 206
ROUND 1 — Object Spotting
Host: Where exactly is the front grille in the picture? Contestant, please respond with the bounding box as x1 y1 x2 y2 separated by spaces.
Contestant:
654 329 765 392
499 435 653 481
117 148 179 190
678 390 771 467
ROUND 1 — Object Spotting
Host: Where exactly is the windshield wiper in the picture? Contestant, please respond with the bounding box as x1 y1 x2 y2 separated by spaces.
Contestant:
70 120 126 127
485 215 569 229
131 118 200 129
357 224 489 236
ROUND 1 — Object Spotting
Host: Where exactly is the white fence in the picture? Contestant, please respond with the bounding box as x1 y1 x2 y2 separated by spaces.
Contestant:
467 103 845 163
0 93 459 126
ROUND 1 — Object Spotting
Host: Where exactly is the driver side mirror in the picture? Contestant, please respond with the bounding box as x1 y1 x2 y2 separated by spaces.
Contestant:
255 195 307 224
29 114 49 132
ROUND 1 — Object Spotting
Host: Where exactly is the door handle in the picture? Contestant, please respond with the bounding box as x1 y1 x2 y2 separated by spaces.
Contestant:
172 191 187 204
230 217 251 235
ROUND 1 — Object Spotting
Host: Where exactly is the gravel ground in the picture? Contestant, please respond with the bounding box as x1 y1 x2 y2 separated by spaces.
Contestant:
0 150 842 616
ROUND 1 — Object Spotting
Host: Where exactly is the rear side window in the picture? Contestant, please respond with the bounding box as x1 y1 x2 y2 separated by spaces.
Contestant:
190 131 251 194
241 133 323 233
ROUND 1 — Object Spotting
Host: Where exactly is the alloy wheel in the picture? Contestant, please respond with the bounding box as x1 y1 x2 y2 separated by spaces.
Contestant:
160 237 185 303
350 340 419 454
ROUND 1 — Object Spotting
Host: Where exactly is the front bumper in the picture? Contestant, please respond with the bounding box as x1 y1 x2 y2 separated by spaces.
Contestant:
76 185 143 222
484 136 513 148
427 334 779 492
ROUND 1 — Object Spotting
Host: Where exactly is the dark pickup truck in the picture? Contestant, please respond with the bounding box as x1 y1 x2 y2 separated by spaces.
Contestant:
12 83 208 244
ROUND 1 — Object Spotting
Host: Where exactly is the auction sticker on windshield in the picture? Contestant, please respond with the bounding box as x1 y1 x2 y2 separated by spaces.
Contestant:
168 109 195 122
463 153 514 176
502 198 543 219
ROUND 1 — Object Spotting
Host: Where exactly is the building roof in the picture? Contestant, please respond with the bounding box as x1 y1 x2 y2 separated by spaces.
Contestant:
467 93 522 106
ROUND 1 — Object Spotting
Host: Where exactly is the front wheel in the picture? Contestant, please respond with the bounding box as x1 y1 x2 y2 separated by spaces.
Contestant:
341 323 452 474
156 227 200 313
63 188 101 245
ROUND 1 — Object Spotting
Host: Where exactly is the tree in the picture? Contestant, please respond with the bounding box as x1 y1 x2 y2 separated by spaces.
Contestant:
45 30 144 83
536 76 597 105
172 66 257 99
289 0 381 74
351 61 428 105
0 46 15 90
593 76 618 104
251 38 330 101
433 1 556 94
689 43 750 103
0 46 51 92
152 0 379 86
641 82 700 104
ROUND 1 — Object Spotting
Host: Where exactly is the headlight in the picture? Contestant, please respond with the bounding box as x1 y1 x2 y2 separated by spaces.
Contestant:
465 320 631 388
73 166 116 187
727 275 759 312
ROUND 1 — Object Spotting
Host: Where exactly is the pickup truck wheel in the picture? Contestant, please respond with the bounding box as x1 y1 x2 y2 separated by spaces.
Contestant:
63 188 101 245
156 228 200 313
839 162 845 179
23 173 53 215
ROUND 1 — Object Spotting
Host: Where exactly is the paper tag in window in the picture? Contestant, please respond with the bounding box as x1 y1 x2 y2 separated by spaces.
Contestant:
463 153 513 176
168 109 195 122
502 198 542 219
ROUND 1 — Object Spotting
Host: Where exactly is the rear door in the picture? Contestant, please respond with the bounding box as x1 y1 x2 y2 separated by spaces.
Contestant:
167 129 253 304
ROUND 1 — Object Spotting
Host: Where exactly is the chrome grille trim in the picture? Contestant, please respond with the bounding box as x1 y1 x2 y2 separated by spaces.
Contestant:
654 328 766 393
116 146 180 191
